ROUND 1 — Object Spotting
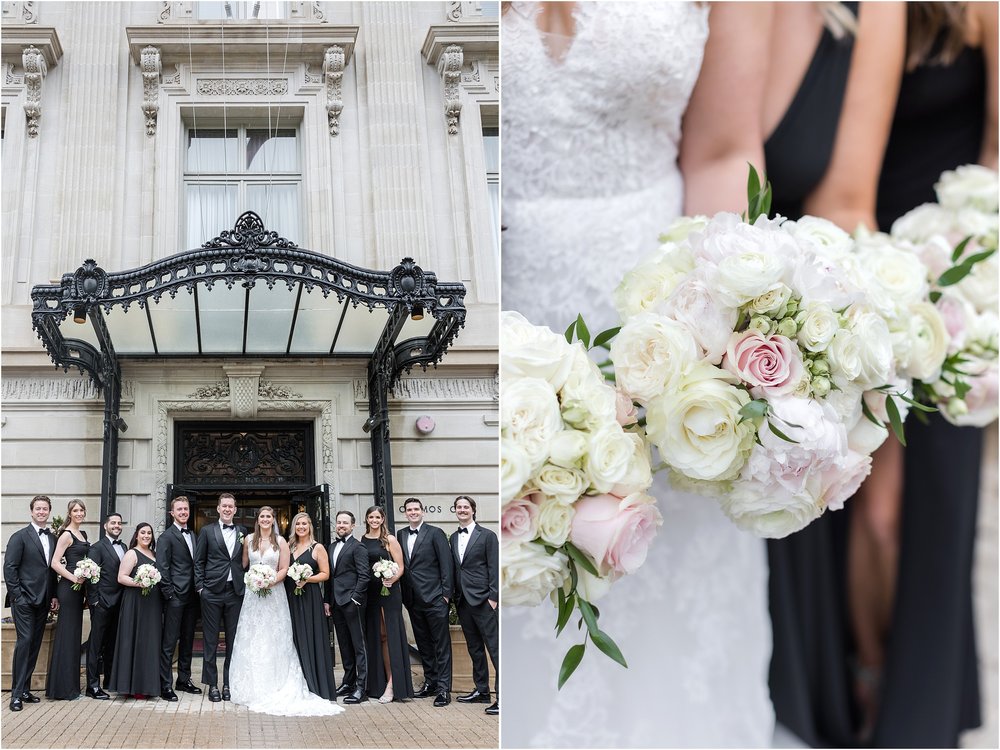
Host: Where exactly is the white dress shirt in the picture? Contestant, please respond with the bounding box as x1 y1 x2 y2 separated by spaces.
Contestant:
220 521 237 581
31 522 50 561
407 523 423 557
175 522 195 557
457 521 476 563
110 537 126 562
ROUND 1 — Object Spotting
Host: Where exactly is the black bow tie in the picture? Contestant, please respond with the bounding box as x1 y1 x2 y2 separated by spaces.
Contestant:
112 540 125 546
180 528 192 534
38 528 50 537
458 527 469 534
222 524 234 530
332 536 346 544
410 528 419 535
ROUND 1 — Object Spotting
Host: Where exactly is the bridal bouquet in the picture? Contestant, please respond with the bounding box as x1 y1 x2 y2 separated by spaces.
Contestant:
72 558 101 591
371 559 399 596
245 563 277 598
287 562 313 596
133 563 161 596
888 164 998 426
501 310 661 685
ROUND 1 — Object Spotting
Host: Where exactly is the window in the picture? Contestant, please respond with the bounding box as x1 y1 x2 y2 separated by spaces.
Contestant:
482 124 499 258
196 1 287 21
184 125 301 249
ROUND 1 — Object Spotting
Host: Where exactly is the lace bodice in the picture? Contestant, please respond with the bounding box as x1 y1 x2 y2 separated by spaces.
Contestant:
247 542 280 569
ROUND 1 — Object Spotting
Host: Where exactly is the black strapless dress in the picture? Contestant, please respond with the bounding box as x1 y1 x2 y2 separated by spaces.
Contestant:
285 544 336 700
108 551 163 696
45 530 91 699
362 536 414 700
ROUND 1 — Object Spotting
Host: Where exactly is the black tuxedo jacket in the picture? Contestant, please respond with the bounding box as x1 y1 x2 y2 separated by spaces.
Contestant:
194 523 246 596
86 536 125 609
325 536 370 608
400 523 454 607
156 524 198 601
450 524 499 607
3 525 57 607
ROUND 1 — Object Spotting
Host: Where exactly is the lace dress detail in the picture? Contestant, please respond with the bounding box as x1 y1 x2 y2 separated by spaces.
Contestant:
501 3 776 746
229 542 344 717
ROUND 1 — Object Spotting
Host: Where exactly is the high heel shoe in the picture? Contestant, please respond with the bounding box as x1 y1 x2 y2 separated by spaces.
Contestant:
378 686 394 704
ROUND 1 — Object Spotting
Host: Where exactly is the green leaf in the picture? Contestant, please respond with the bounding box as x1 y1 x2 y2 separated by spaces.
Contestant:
885 395 906 447
760 183 773 218
558 643 586 689
951 235 973 263
954 379 972 399
575 315 591 349
738 399 768 422
591 629 628 669
555 588 573 635
861 396 886 428
564 320 576 344
766 419 800 444
929 290 942 304
577 598 599 637
564 542 600 577
895 392 937 413
592 326 621 350
568 558 579 596
961 248 996 268
747 163 761 203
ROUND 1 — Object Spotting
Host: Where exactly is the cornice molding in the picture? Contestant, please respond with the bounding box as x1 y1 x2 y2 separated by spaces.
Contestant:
0 26 61 67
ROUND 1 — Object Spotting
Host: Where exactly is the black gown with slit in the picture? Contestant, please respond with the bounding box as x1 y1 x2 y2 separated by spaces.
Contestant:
45 530 91 700
362 536 414 700
108 551 163 696
285 543 336 700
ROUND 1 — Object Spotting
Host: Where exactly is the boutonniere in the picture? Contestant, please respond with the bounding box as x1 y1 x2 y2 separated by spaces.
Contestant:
237 532 244 545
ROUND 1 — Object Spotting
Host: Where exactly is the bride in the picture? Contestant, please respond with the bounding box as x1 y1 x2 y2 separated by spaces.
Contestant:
228 506 343 717
502 2 776 746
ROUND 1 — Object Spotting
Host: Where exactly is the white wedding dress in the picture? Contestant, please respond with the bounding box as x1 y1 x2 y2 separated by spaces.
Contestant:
502 3 775 747
228 542 344 717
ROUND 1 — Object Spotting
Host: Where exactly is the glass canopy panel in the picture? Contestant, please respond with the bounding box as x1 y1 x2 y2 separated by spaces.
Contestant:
103 305 155 354
198 282 246 353
58 314 101 349
398 314 437 343
334 304 390 354
288 285 343 354
147 289 199 354
245 278 297 353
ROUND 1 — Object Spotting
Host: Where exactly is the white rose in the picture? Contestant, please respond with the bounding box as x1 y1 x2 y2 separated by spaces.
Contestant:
902 302 950 382
746 283 793 317
534 463 589 505
610 313 700 404
547 428 588 469
501 377 563 473
585 424 638 493
719 477 823 540
559 347 618 431
785 216 854 260
613 243 694 321
797 301 840 353
827 328 863 387
535 496 576 547
891 203 953 243
501 540 570 607
854 242 930 314
501 438 532 503
710 246 789 308
645 362 755 482
842 305 894 389
662 277 739 364
935 164 999 213
501 311 574 390
610 431 653 497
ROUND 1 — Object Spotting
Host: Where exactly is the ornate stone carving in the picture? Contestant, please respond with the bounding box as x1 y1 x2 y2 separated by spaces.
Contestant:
447 1 464 22
2 2 37 24
323 45 345 136
2 377 100 401
140 46 161 137
190 381 229 399
258 380 301 400
159 1 172 22
439 44 463 135
353 376 500 401
311 1 325 21
161 64 181 87
21 45 45 138
223 363 264 419
195 78 289 96
5 62 21 85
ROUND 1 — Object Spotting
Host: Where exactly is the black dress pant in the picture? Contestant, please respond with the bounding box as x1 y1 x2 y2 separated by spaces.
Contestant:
86 601 121 691
200 584 242 688
160 594 198 690
457 598 498 694
10 599 48 698
331 600 367 690
409 597 452 692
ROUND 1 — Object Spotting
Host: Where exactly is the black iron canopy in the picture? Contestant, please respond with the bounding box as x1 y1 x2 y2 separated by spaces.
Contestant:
29 212 467 526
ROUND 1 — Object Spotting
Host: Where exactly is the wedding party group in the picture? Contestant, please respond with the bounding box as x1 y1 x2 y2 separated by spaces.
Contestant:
500 1 997 748
4 492 499 718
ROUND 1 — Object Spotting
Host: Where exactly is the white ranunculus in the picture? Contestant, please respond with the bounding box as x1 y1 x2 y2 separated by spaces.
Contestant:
956 251 999 313
613 242 694 321
535 495 576 547
559 346 618 430
710 246 789 308
500 438 533 504
891 203 954 243
827 328 863 386
610 313 700 404
902 302 950 382
842 305 894 389
585 424 639 493
785 215 854 260
797 301 840 353
547 428 588 469
855 243 930 313
501 377 563 473
534 463 589 505
645 362 755 482
662 277 739 364
746 283 793 317
935 164 999 213
501 311 574 390
501 540 570 607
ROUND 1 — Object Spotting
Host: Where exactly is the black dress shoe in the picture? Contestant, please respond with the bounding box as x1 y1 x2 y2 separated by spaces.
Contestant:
335 682 355 697
20 692 40 703
208 687 222 702
221 686 231 701
433 691 451 707
176 679 202 694
10 698 23 711
343 688 368 704
485 701 499 715
160 689 178 702
86 688 111 700
456 689 491 704
413 684 436 698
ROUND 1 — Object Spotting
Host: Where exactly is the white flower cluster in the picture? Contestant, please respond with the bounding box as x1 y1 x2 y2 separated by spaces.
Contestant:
244 562 277 598
133 563 161 596
287 561 313 596
890 164 999 427
500 312 661 608
72 557 101 591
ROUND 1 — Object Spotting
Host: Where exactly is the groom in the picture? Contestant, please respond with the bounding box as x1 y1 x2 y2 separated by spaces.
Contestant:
194 492 245 702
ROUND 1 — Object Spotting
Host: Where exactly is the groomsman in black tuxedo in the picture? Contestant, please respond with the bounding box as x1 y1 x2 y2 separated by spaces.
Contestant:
194 492 245 702
400 497 454 707
84 513 126 699
324 510 370 705
157 496 202 701
450 496 499 716
2 496 58 711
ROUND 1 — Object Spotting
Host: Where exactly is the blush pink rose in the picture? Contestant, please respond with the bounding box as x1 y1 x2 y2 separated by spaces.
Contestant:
935 294 971 353
501 494 540 543
723 330 804 397
820 450 872 512
569 493 662 576
614 388 639 427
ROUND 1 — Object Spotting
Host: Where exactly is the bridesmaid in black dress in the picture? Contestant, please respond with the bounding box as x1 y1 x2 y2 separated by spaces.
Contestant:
869 4 996 746
761 3 906 746
285 511 336 700
46 499 91 700
108 523 163 699
361 505 413 702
